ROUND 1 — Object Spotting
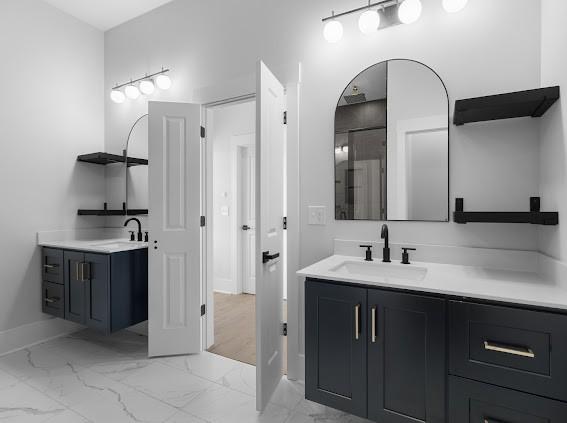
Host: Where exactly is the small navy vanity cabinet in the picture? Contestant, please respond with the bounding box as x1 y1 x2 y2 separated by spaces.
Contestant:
305 278 567 422
42 247 148 334
367 290 445 423
305 279 446 422
305 280 368 418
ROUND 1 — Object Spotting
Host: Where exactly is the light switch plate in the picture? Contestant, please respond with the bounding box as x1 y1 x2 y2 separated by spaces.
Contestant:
308 206 327 225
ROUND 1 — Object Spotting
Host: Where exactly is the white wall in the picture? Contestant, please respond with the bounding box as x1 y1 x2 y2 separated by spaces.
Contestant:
0 0 105 332
539 0 567 261
208 101 256 294
105 0 542 263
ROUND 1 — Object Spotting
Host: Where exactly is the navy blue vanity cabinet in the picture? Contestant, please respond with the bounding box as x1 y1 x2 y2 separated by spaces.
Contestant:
64 250 87 324
305 279 368 418
47 247 148 334
449 376 567 423
305 278 446 422
41 248 64 317
368 290 446 423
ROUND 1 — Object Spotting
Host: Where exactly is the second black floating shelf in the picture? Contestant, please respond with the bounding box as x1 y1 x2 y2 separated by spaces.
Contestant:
454 197 558 226
78 203 148 217
77 152 148 167
453 86 560 126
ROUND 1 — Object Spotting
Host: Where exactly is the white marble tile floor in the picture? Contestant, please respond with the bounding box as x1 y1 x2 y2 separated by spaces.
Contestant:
0 329 370 423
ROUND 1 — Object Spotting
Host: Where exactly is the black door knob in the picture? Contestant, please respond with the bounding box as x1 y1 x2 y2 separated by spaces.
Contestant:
242 225 251 231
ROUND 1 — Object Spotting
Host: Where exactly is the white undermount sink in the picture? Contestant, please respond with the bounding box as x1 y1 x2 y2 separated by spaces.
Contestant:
330 260 427 282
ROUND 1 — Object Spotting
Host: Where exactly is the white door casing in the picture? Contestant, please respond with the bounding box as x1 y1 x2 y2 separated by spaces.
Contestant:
256 61 286 411
242 145 256 294
148 101 202 357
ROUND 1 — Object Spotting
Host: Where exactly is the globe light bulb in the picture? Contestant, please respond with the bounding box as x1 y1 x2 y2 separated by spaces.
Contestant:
139 79 155 95
110 89 125 104
323 20 344 43
358 10 381 34
125 84 140 100
398 0 422 24
156 74 172 90
442 0 468 13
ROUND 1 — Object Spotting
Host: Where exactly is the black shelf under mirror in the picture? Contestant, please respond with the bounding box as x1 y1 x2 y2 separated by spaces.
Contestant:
453 86 560 126
77 152 148 167
78 203 148 217
454 197 558 226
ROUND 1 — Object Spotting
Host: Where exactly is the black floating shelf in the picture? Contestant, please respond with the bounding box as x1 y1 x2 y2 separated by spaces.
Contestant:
454 197 558 226
77 152 148 167
78 203 148 217
453 86 560 126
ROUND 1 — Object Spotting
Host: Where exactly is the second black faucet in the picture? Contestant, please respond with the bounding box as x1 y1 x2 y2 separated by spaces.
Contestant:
381 224 391 263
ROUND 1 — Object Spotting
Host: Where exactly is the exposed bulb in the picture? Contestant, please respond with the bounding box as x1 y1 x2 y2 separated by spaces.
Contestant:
125 84 140 99
139 79 155 95
442 0 468 13
110 89 125 104
323 20 343 43
358 10 381 34
398 0 422 24
156 74 172 90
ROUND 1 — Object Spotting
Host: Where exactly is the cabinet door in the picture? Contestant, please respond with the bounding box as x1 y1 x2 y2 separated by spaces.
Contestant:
368 290 446 423
64 251 86 324
84 253 110 333
449 376 567 422
305 279 367 418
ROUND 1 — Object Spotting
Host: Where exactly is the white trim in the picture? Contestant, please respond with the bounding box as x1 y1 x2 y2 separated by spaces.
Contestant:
0 318 81 357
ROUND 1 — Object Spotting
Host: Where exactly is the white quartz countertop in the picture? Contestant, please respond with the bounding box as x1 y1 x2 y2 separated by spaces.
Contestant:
39 238 148 254
297 255 567 311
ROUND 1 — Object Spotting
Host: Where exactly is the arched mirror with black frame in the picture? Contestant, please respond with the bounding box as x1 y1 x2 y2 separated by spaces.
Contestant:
335 59 449 222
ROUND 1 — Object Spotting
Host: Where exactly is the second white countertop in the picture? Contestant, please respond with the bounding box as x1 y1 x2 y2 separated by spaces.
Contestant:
39 238 148 254
298 255 567 311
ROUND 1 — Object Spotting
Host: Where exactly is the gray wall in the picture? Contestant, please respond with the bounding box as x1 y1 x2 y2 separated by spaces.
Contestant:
0 0 105 332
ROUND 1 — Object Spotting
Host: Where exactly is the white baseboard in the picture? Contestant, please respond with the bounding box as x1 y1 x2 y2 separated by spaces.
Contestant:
0 318 81 357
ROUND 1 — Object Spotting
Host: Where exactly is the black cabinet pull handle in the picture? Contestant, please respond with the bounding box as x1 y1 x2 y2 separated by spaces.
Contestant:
262 251 280 264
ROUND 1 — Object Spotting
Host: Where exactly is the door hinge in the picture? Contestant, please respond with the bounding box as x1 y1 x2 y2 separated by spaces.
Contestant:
283 217 287 230
283 111 287 125
200 216 206 227
282 322 288 336
200 126 206 138
201 304 206 316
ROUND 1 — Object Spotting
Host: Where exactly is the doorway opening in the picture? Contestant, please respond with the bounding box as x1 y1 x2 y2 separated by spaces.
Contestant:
203 97 288 372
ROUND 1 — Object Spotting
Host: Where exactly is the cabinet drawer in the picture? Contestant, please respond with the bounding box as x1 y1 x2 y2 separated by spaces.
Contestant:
42 281 64 318
449 301 567 401
449 376 567 423
42 248 63 284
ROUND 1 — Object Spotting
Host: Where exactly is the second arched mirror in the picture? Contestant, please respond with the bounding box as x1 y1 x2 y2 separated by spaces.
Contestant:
335 59 449 222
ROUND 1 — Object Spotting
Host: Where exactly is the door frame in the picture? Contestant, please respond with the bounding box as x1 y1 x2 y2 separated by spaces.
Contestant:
201 65 301 383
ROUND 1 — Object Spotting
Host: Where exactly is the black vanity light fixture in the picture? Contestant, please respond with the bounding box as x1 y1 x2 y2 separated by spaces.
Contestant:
322 0 468 43
110 67 172 104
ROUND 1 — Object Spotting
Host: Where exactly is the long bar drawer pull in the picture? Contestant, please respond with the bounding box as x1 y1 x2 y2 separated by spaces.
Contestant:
43 264 59 269
484 418 507 423
355 304 361 340
371 306 377 343
484 341 535 358
44 297 60 304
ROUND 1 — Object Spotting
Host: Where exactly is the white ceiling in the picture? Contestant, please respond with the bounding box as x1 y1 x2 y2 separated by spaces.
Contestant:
42 0 176 31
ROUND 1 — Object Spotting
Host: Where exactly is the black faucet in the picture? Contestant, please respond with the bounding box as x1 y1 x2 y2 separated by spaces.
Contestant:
381 224 391 263
124 218 143 242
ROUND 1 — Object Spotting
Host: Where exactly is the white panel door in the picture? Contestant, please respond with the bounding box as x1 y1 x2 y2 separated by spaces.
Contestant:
148 101 202 357
256 61 286 411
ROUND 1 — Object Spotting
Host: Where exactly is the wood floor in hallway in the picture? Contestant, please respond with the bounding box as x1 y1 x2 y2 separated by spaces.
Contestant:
208 292 287 373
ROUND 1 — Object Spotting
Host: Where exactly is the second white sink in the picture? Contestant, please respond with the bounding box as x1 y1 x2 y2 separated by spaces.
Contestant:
330 260 427 282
